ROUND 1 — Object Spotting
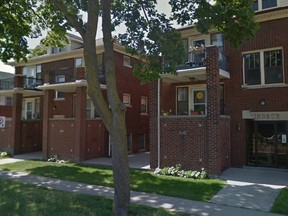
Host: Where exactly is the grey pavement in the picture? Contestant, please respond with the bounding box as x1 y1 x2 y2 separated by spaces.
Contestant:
0 153 287 215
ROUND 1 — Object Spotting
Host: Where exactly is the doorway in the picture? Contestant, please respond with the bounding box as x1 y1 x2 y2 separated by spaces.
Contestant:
247 121 288 168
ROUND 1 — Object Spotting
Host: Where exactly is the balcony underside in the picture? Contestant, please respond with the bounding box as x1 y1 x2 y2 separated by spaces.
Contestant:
37 80 106 92
0 88 44 97
161 67 230 83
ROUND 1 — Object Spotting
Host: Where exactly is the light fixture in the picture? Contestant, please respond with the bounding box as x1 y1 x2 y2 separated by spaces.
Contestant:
260 99 266 106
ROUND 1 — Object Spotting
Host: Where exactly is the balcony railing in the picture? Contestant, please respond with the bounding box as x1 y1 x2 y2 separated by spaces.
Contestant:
23 77 43 90
47 68 105 85
0 80 14 90
177 50 206 70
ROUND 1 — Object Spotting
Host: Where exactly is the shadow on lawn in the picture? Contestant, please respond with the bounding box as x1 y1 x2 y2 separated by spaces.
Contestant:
25 164 114 187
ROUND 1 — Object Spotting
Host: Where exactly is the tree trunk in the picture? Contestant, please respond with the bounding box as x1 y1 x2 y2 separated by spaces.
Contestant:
101 1 130 215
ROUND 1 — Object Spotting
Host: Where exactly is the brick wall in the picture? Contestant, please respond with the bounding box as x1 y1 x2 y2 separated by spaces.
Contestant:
0 105 12 117
20 121 42 153
0 119 13 152
225 17 288 167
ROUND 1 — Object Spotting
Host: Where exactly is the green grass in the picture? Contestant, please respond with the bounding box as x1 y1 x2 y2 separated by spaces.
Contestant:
0 178 188 216
0 160 225 202
271 187 288 215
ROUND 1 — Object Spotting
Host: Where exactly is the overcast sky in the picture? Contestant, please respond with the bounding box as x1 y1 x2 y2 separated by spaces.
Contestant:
0 1 172 73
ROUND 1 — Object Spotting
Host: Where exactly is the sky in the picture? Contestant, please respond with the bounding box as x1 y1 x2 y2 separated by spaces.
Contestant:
0 1 172 74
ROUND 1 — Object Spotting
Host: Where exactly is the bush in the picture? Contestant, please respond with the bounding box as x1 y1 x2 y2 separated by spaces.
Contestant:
47 155 69 164
154 165 208 180
0 151 10 158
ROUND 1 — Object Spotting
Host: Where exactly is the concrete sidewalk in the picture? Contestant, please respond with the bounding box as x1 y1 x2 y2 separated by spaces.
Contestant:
0 169 283 216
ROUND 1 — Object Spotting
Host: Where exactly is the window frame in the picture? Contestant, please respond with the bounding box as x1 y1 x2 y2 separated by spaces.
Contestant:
75 57 84 68
243 47 284 87
253 0 278 11
55 91 65 100
140 96 148 114
123 93 131 106
123 55 132 68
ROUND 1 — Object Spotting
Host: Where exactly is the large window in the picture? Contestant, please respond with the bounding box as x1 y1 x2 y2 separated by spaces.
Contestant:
253 0 277 11
244 49 283 86
177 87 188 115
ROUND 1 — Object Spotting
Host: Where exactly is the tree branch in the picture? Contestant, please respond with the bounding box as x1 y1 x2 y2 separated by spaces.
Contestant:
50 0 86 37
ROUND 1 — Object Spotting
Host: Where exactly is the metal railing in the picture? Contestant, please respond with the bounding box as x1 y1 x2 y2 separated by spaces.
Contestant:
0 80 14 90
23 77 43 90
177 50 206 70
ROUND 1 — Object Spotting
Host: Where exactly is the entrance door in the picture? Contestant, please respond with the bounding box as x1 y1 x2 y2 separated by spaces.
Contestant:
247 122 288 168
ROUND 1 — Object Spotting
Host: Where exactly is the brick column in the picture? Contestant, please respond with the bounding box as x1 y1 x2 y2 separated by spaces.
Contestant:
74 86 87 161
14 74 23 88
75 67 86 80
42 90 54 159
10 93 22 155
205 46 221 175
149 80 160 168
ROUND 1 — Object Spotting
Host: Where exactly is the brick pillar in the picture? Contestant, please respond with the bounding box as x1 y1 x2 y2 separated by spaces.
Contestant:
74 86 87 161
75 67 86 80
10 93 22 155
149 80 160 169
14 74 23 88
205 46 221 175
43 71 50 84
42 90 54 159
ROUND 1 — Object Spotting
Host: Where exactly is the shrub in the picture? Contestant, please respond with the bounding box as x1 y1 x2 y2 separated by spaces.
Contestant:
47 155 69 164
154 165 208 180
0 151 10 158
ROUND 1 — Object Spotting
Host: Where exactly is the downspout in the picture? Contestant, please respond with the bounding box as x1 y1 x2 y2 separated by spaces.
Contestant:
157 78 161 168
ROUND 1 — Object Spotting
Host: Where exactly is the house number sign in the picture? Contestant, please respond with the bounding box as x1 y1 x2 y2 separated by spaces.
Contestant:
0 116 6 128
242 110 288 121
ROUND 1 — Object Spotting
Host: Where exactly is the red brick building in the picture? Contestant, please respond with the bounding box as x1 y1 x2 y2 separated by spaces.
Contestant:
150 1 288 175
0 34 149 161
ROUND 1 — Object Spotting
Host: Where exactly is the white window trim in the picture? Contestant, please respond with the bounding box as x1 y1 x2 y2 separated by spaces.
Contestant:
123 93 131 107
75 57 85 68
54 91 65 101
242 47 284 88
22 98 40 120
123 55 132 68
140 96 148 114
254 0 278 12
191 88 207 114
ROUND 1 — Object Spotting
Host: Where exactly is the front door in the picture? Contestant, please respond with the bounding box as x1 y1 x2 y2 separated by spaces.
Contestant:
247 121 288 168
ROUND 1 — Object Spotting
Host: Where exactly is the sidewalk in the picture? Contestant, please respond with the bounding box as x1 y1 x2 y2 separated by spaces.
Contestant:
0 167 284 216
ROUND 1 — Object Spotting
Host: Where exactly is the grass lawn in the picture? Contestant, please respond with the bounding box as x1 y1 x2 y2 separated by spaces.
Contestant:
271 187 288 215
0 178 188 216
0 161 225 202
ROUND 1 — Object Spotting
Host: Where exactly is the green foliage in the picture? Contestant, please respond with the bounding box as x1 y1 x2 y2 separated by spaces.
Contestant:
0 160 225 202
0 179 188 216
154 164 208 179
170 0 259 48
271 187 288 215
0 151 10 158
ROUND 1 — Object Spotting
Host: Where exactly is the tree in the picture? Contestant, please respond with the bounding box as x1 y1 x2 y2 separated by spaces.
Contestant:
0 0 257 215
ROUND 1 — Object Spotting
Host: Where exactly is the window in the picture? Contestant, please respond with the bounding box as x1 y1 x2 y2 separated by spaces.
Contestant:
177 87 188 115
52 47 66 54
123 94 131 106
55 91 65 99
22 66 36 88
55 75 66 83
123 56 131 67
22 98 40 120
192 89 206 114
211 33 224 53
86 98 100 119
75 57 83 68
5 97 12 106
243 49 283 86
182 39 189 63
141 97 148 114
36 65 41 80
253 0 277 11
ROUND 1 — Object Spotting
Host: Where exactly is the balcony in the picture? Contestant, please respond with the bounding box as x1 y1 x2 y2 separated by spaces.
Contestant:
0 79 14 90
161 47 229 83
23 77 43 90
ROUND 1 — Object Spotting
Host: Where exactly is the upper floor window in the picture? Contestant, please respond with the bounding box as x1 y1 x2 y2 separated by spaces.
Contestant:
123 56 131 67
211 33 224 53
253 0 277 11
141 97 148 114
123 93 131 106
75 57 83 68
55 75 66 83
243 48 283 86
36 65 41 80
52 47 66 54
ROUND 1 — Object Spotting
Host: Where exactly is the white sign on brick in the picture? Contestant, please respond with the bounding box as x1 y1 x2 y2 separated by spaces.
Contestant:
0 116 6 128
